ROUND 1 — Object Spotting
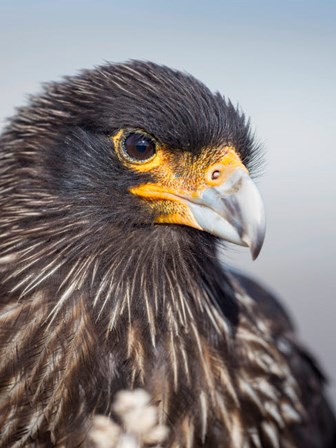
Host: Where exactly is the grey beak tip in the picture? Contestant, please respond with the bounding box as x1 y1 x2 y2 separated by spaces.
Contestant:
249 229 266 260
251 246 261 261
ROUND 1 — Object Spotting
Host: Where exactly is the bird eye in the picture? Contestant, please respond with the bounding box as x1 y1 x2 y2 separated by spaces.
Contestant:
122 133 156 162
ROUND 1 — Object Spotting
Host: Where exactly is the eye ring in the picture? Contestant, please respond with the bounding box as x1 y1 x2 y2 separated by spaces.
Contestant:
121 131 157 163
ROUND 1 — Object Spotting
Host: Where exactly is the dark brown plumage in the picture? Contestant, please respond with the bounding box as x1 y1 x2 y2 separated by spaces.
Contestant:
0 61 334 447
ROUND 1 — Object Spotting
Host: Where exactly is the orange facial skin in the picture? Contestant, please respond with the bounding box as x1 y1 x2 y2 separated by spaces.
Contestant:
112 129 248 229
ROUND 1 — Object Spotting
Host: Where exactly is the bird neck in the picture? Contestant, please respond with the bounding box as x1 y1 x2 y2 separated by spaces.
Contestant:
85 225 239 343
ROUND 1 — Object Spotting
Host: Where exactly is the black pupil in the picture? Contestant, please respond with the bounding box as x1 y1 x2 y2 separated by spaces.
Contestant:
124 133 155 161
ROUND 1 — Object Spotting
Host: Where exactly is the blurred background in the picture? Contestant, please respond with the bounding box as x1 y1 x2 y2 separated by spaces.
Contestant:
1 0 335 403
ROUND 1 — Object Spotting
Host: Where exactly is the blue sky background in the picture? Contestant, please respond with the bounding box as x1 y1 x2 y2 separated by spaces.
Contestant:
1 0 336 403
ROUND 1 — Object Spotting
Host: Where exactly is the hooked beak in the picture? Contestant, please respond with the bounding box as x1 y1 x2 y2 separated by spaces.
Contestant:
186 169 266 259
130 168 266 259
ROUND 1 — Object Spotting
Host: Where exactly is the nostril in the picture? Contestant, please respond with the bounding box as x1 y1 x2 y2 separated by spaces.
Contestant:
206 164 226 185
211 169 221 180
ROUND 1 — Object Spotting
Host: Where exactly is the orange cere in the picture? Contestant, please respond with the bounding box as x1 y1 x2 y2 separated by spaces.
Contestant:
129 145 247 197
127 144 248 228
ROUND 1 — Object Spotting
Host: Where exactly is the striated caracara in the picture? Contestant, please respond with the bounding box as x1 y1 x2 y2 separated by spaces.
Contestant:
0 61 335 447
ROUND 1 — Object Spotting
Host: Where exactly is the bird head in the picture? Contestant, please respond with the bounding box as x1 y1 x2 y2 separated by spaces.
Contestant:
4 61 265 259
